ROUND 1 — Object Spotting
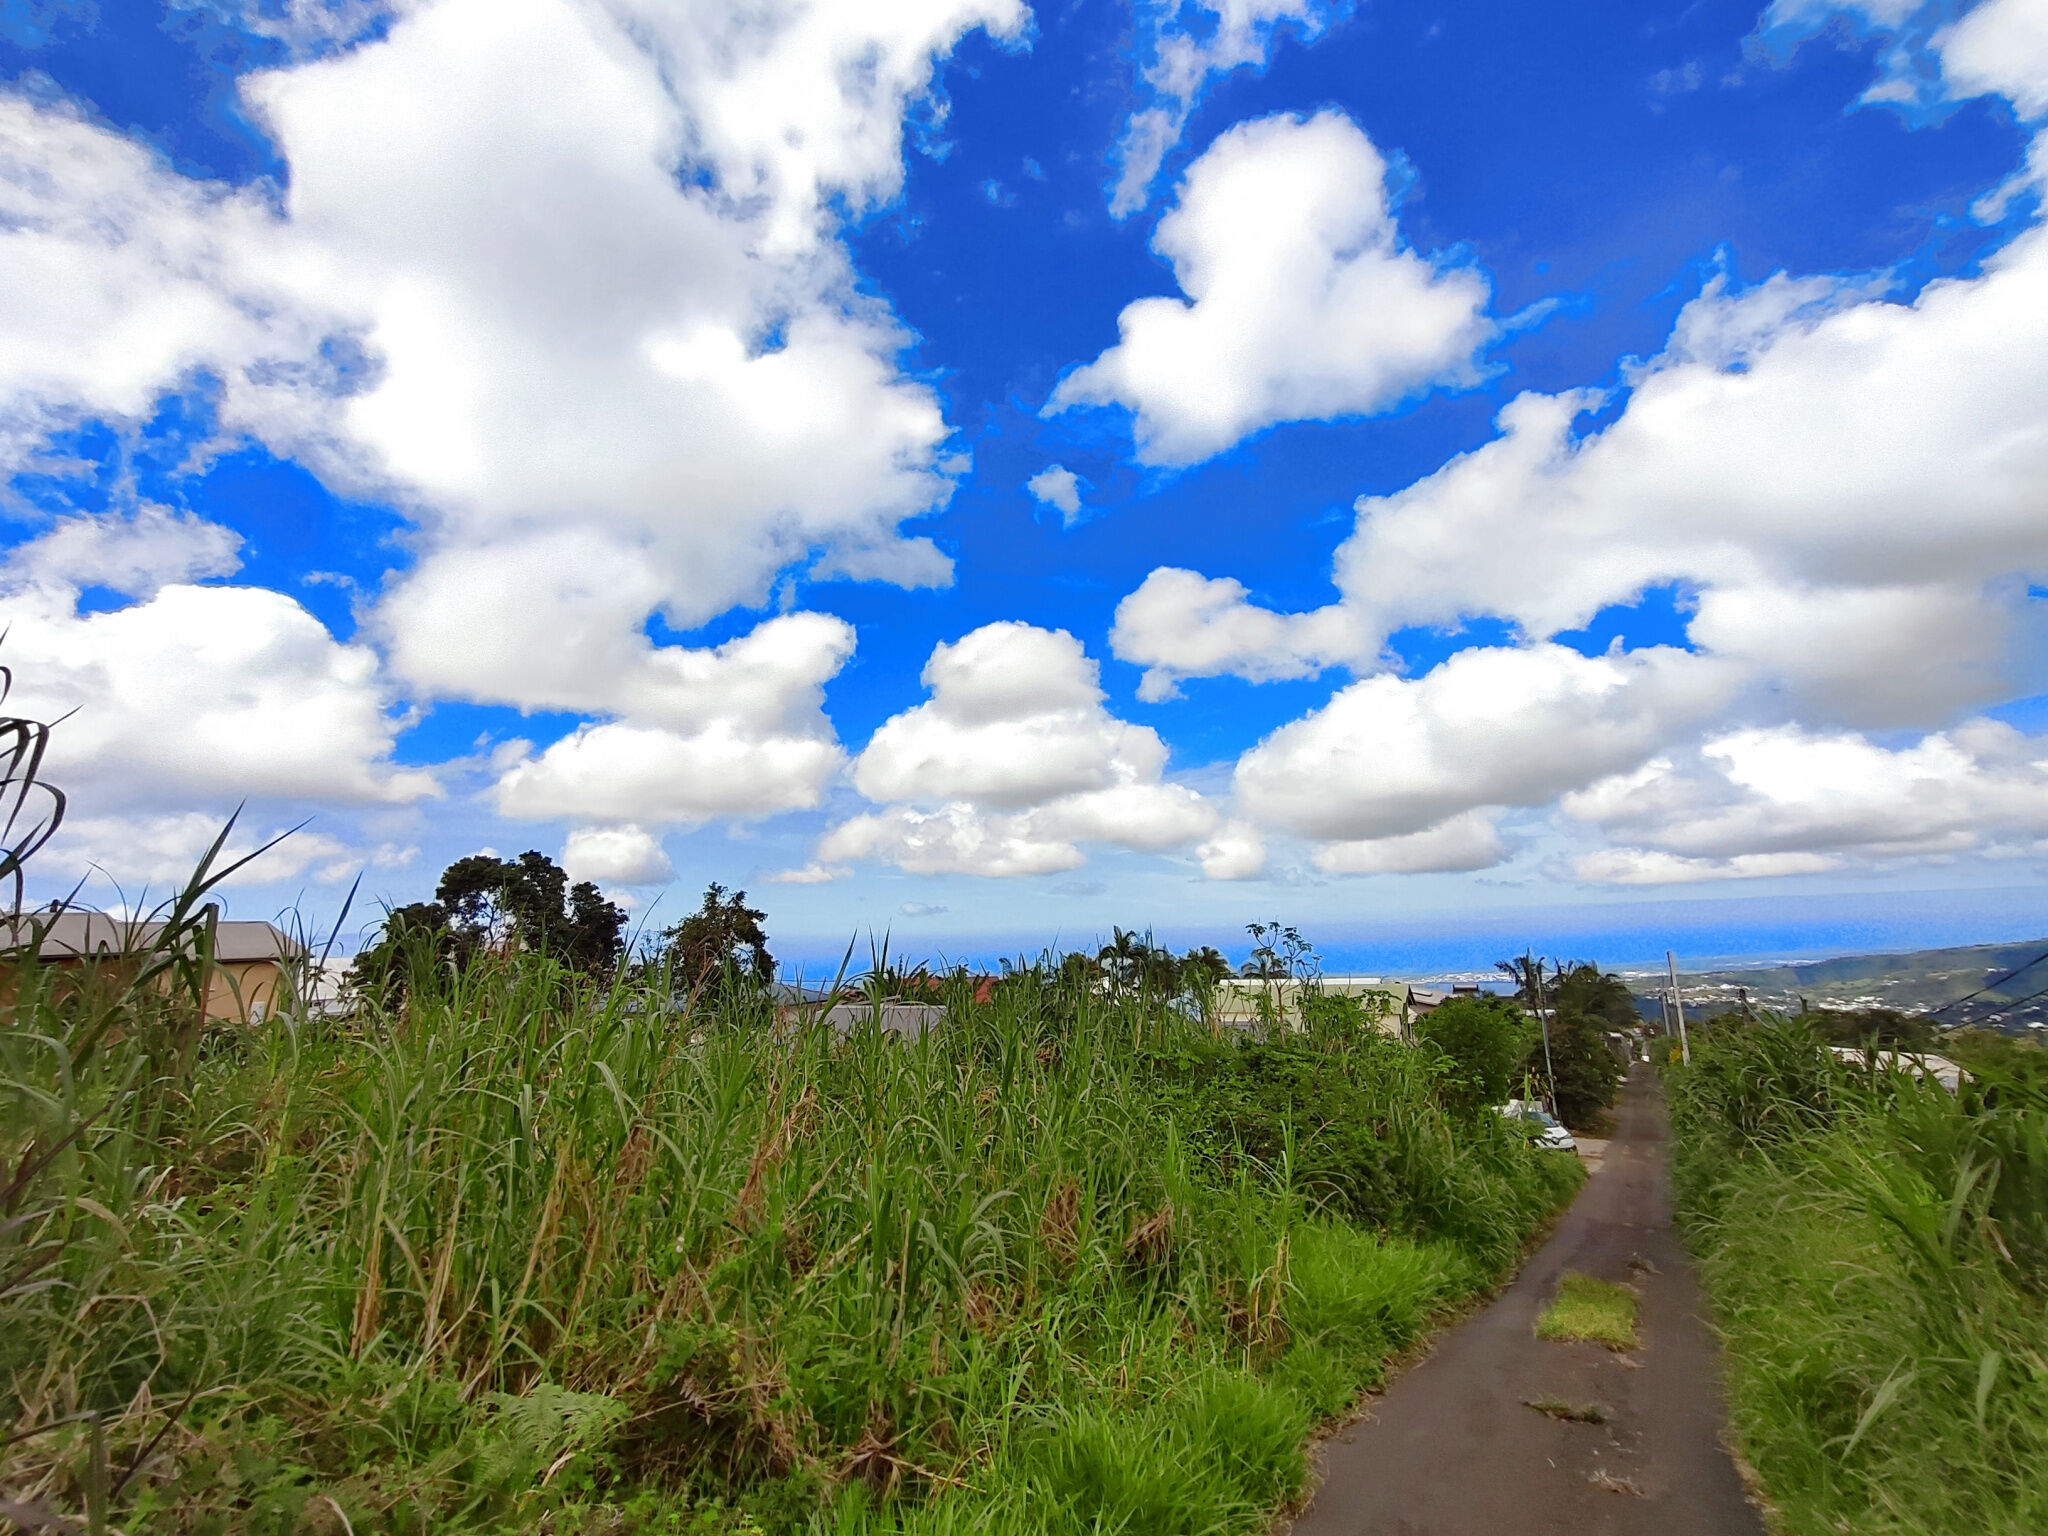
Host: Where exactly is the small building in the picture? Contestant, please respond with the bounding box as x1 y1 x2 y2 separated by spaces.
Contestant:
3 910 308 1024
1209 976 1411 1035
1827 1045 1969 1093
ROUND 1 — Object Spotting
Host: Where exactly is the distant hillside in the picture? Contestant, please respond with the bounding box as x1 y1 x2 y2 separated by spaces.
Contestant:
1623 937 2048 1034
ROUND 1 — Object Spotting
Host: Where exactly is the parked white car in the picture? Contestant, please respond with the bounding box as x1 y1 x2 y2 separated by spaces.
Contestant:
1497 1099 1577 1152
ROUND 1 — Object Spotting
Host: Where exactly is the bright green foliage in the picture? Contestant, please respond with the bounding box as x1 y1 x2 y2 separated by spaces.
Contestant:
350 850 628 1003
658 883 775 998
1539 1007 1624 1130
1515 962 1628 1129
1415 995 1535 1115
1534 1272 1638 1350
1 924 1579 1534
1548 963 1637 1032
1669 1017 2048 1535
1937 1027 2048 1093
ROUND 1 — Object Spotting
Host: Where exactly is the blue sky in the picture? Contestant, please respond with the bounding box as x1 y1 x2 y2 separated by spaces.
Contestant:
4 0 2047 973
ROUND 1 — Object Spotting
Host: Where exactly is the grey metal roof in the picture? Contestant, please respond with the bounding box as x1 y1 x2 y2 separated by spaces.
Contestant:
1 911 307 964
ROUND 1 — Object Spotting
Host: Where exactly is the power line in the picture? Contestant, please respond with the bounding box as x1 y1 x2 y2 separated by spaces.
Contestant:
1927 944 2048 1018
1965 974 2048 1027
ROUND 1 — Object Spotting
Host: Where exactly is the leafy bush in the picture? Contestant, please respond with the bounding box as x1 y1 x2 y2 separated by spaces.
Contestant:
1540 1008 1624 1129
2 913 1578 1534
1669 1016 2048 1535
1414 995 1534 1115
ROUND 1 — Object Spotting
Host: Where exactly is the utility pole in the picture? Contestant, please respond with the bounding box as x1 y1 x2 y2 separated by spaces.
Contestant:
1666 949 1691 1065
1531 949 1557 1115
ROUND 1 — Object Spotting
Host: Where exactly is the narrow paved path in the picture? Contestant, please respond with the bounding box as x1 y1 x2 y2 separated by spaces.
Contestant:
1283 1067 1764 1536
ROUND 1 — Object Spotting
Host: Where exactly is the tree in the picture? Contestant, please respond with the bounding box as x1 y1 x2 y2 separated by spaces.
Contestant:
1180 946 1232 990
345 901 470 1008
1415 994 1535 1115
1540 1007 1625 1129
1531 963 1629 1128
1494 951 1546 1010
1804 1006 1938 1051
1551 962 1639 1032
1243 920 1317 981
350 851 626 1005
562 878 629 973
660 884 773 999
1097 928 1181 999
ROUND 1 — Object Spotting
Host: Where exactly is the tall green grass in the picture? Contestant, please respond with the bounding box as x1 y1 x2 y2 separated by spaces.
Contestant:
1668 1019 2048 1534
2 934 1577 1533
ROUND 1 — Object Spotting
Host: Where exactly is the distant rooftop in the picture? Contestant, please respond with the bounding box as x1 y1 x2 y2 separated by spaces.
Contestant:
2 911 307 965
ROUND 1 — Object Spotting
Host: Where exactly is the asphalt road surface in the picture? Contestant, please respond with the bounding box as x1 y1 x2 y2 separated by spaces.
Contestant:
1282 1066 1766 1536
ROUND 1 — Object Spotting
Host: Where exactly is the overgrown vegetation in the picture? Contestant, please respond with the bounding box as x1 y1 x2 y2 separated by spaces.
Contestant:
2 900 1580 1534
1533 1272 1637 1351
1668 1016 2048 1535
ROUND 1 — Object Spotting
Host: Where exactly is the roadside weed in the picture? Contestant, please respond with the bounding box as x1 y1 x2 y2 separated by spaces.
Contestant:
1535 1272 1639 1350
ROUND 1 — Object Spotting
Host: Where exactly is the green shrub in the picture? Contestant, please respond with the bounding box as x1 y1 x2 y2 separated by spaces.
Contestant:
1 925 1577 1534
1414 995 1535 1115
1669 1016 2048 1535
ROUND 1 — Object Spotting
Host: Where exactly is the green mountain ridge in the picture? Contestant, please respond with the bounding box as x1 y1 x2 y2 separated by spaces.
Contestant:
1625 937 2048 1034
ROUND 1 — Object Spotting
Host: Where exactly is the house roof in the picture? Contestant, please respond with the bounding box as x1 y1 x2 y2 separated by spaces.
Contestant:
2 911 307 964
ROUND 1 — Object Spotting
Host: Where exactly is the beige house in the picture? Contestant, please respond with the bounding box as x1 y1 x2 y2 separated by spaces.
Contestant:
3 910 308 1023
1209 975 1414 1035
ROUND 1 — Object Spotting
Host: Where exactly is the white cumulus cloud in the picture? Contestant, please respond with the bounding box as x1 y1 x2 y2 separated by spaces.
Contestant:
1026 464 1084 523
819 804 1088 878
1 514 436 813
489 613 854 828
0 0 1024 772
823 622 1230 876
1234 643 1734 846
1564 721 2048 881
1311 810 1508 876
45 811 357 891
561 824 674 887
1054 111 1493 466
1196 820 1267 880
1107 1 1344 217
1111 567 1369 701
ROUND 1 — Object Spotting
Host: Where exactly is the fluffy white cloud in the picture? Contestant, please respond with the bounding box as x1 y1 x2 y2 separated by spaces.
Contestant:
0 92 336 473
1026 464 1084 523
818 804 1087 878
1 513 435 812
852 623 1167 809
6 503 241 598
45 811 356 890
1025 781 1219 850
1311 811 1507 876
1196 820 1266 880
1565 721 2048 881
1323 228 2048 727
1942 0 2048 119
480 609 852 833
824 622 1230 875
1234 643 1733 843
1108 2 2048 717
1760 0 2048 121
1121 184 2048 732
1054 112 1492 466
495 719 844 824
765 861 844 885
561 823 674 886
1571 848 1843 885
1107 1 1343 216
0 0 1023 743
1111 567 1369 701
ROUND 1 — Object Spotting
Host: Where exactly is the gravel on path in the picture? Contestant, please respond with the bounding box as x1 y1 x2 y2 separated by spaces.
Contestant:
1281 1066 1765 1536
